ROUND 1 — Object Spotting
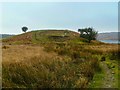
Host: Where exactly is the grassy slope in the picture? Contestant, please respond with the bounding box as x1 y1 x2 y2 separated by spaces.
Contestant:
2 30 119 88
2 30 80 44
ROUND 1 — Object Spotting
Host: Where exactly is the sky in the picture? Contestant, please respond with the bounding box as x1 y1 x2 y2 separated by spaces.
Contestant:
1 2 118 34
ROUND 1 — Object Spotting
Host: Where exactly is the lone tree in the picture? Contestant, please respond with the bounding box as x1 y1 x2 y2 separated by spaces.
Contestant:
78 27 98 43
22 26 28 33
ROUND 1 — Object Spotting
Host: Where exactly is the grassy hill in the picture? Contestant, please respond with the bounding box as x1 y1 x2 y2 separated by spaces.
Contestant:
2 30 119 88
2 30 103 45
2 30 80 44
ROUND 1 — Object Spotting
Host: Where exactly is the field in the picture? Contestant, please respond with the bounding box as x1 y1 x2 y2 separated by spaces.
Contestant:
2 30 120 88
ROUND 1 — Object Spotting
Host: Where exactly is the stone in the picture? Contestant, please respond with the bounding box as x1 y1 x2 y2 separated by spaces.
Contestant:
112 71 115 74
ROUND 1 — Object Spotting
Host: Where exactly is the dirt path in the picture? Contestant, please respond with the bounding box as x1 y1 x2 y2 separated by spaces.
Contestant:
100 62 117 88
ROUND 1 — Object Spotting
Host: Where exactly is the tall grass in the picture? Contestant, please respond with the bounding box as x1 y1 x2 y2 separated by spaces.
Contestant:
2 44 100 88
2 55 99 88
2 43 119 88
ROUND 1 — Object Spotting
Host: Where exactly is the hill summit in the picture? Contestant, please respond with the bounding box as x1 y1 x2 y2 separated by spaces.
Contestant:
3 30 83 44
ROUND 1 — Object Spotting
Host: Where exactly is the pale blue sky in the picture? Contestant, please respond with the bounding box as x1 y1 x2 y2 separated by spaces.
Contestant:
1 2 118 34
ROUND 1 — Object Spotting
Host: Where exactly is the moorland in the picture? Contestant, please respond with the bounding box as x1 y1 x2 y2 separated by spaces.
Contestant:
2 30 120 88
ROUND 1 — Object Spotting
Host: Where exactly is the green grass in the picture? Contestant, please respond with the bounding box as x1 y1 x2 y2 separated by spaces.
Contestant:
2 30 88 45
88 52 119 88
88 69 104 88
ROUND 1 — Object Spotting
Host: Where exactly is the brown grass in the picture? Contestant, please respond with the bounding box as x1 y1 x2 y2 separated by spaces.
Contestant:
2 32 32 44
83 44 119 54
2 44 100 88
2 45 58 63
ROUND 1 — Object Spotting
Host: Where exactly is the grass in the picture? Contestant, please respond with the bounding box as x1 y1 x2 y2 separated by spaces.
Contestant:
88 46 119 88
2 30 86 45
2 44 100 88
88 67 104 88
3 43 119 88
2 30 120 88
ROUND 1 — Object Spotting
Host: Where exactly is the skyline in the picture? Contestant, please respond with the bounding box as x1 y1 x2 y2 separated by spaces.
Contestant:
1 2 118 34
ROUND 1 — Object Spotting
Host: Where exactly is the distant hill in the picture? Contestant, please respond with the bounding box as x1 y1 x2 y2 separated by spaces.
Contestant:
0 34 14 39
97 32 120 40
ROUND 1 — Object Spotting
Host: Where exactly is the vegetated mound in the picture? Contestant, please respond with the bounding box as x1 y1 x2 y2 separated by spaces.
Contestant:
2 30 82 44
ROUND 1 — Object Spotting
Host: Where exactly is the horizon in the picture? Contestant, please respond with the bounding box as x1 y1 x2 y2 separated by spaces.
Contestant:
1 2 118 34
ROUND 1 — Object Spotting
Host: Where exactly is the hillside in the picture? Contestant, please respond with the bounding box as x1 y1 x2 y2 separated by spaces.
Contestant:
2 30 119 88
2 30 89 44
97 32 119 40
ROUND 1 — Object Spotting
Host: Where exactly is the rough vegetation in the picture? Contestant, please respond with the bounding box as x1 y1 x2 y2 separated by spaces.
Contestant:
2 30 119 88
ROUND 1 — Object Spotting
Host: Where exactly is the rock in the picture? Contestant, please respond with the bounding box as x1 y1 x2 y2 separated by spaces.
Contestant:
112 71 115 74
